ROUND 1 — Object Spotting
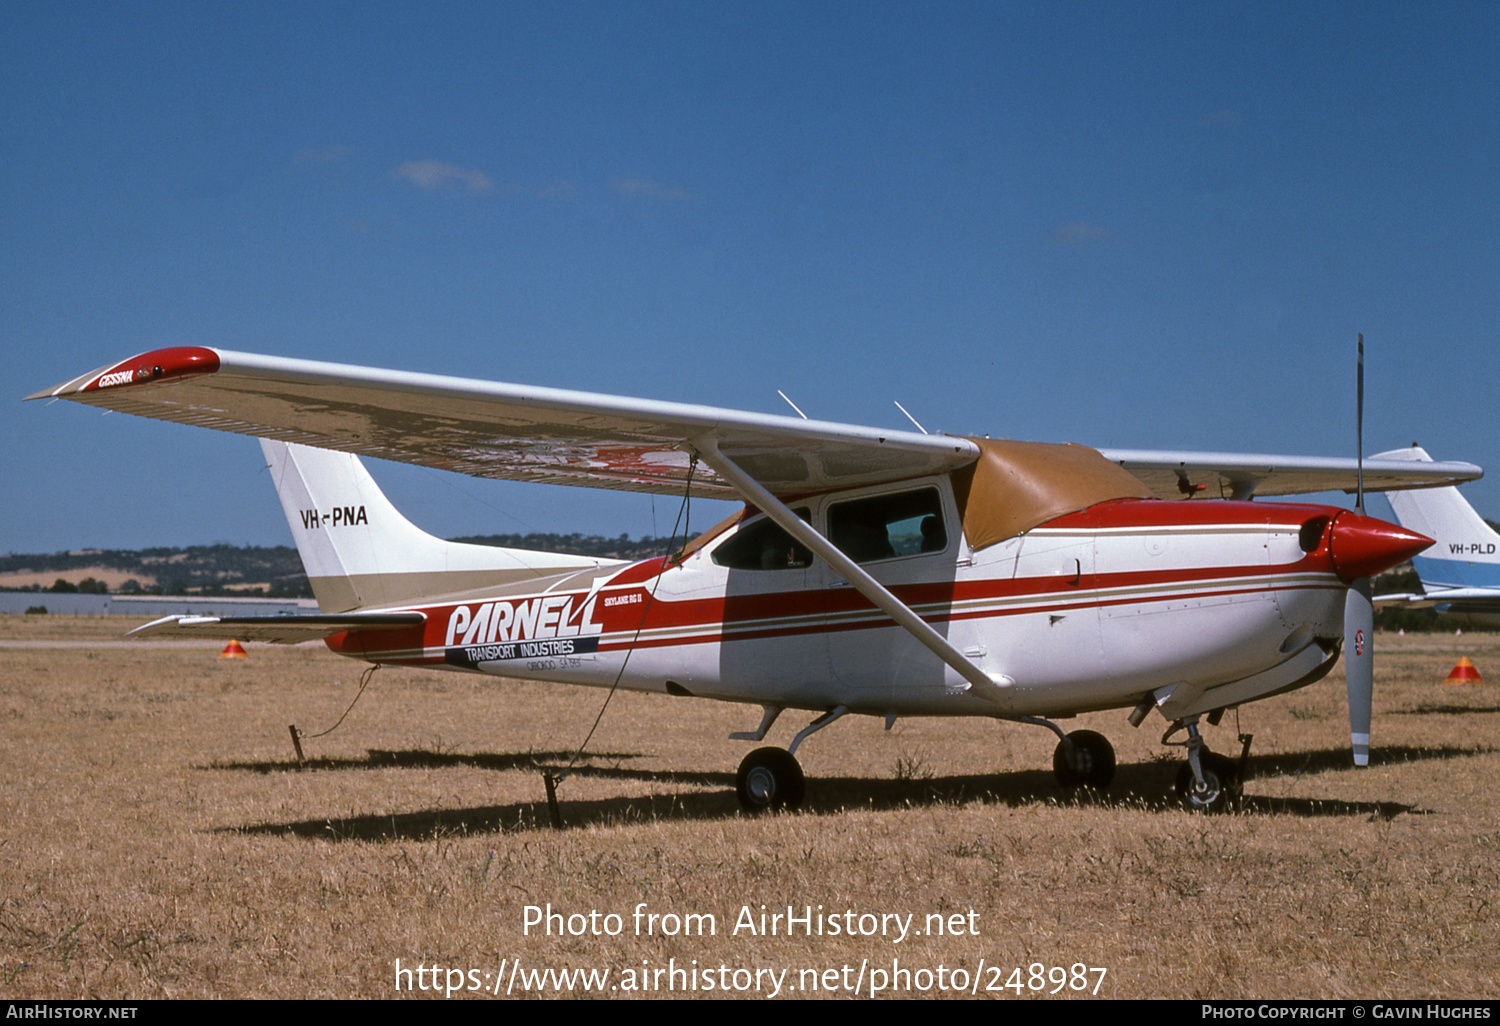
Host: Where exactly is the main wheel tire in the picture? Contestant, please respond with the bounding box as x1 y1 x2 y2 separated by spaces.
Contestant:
1053 729 1116 789
735 747 805 812
1175 752 1242 813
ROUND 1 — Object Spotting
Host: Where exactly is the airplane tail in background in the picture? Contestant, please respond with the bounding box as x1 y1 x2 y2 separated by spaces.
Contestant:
261 439 618 613
1373 445 1500 593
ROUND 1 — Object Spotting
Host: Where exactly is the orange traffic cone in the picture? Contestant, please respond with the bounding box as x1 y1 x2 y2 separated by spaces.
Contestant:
220 639 248 659
1444 656 1482 685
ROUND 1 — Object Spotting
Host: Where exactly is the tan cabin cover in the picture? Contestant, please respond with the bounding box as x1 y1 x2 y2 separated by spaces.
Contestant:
951 438 1154 551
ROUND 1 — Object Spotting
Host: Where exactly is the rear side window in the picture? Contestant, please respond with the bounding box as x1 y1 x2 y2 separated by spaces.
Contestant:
711 509 813 570
828 488 947 563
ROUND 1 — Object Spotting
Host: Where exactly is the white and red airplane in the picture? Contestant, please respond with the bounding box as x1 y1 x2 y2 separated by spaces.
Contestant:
29 347 1481 812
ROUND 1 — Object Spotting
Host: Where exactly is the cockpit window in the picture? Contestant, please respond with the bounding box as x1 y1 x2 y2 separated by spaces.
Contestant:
711 509 814 571
828 488 947 563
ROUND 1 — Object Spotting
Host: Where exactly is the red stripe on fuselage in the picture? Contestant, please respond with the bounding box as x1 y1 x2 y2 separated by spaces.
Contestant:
1044 497 1331 531
345 565 1340 663
340 497 1347 662
594 573 1338 653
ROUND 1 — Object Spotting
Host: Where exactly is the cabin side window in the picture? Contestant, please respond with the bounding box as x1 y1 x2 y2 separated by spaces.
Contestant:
711 508 814 571
828 487 947 564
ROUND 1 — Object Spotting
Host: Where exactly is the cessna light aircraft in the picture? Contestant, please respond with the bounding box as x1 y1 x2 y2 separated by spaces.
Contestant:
29 348 1481 812
1373 445 1500 629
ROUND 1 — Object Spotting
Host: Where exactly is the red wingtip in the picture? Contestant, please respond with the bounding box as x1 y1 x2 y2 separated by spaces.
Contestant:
1327 511 1432 582
80 347 220 392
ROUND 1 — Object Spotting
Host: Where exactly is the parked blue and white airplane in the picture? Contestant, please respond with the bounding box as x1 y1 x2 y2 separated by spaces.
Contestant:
1375 445 1500 628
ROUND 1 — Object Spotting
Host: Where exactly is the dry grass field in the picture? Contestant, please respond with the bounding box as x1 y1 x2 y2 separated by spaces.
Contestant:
2 615 1497 1000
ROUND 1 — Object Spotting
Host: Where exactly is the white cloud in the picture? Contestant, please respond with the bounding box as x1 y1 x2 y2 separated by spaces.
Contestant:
295 145 352 164
615 178 691 201
393 160 493 194
1054 221 1112 246
1197 109 1241 129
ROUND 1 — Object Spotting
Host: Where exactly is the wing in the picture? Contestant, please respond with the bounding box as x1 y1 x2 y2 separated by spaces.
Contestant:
28 347 978 498
1376 587 1500 606
30 347 1481 501
1099 448 1483 500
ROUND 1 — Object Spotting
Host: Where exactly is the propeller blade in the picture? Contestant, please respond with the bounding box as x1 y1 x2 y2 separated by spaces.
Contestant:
1355 333 1365 515
1348 333 1371 766
1345 576 1374 766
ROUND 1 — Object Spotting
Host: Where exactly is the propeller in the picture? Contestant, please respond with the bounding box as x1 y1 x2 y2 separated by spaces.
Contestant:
1345 334 1373 766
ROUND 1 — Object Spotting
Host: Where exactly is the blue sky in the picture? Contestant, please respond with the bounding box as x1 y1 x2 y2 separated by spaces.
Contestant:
6 1 1498 553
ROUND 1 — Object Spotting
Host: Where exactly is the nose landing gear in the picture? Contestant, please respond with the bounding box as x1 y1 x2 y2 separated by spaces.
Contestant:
1165 718 1245 813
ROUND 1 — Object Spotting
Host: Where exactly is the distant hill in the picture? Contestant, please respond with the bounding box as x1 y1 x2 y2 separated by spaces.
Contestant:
450 533 673 562
0 534 675 597
0 544 312 597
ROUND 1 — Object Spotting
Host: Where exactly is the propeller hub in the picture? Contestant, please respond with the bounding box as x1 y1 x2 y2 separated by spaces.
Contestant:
1327 511 1432 583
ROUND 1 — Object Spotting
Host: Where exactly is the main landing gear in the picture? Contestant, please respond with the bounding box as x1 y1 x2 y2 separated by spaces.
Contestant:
736 747 804 811
732 705 847 813
1051 729 1117 790
729 706 1245 814
1026 717 1118 791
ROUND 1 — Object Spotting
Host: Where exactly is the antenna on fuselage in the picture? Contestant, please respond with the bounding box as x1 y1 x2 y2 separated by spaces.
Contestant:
893 400 928 435
777 391 809 419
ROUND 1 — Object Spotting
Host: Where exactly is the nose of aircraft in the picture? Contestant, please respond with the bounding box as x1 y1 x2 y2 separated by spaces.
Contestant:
1327 511 1433 582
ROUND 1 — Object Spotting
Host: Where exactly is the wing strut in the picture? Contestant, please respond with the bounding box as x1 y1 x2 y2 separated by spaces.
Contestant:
691 436 1010 706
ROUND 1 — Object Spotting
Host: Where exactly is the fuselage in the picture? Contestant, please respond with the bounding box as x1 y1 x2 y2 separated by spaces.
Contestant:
325 475 1392 724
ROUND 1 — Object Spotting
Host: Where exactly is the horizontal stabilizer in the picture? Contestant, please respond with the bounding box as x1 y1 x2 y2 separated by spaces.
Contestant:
128 612 425 645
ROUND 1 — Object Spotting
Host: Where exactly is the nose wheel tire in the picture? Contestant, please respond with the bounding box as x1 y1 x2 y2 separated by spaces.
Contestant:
736 746 805 812
1175 751 1242 813
1053 729 1116 789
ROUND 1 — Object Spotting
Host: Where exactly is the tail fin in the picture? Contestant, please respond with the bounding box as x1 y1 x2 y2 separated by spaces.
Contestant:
261 439 616 612
1373 445 1500 591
